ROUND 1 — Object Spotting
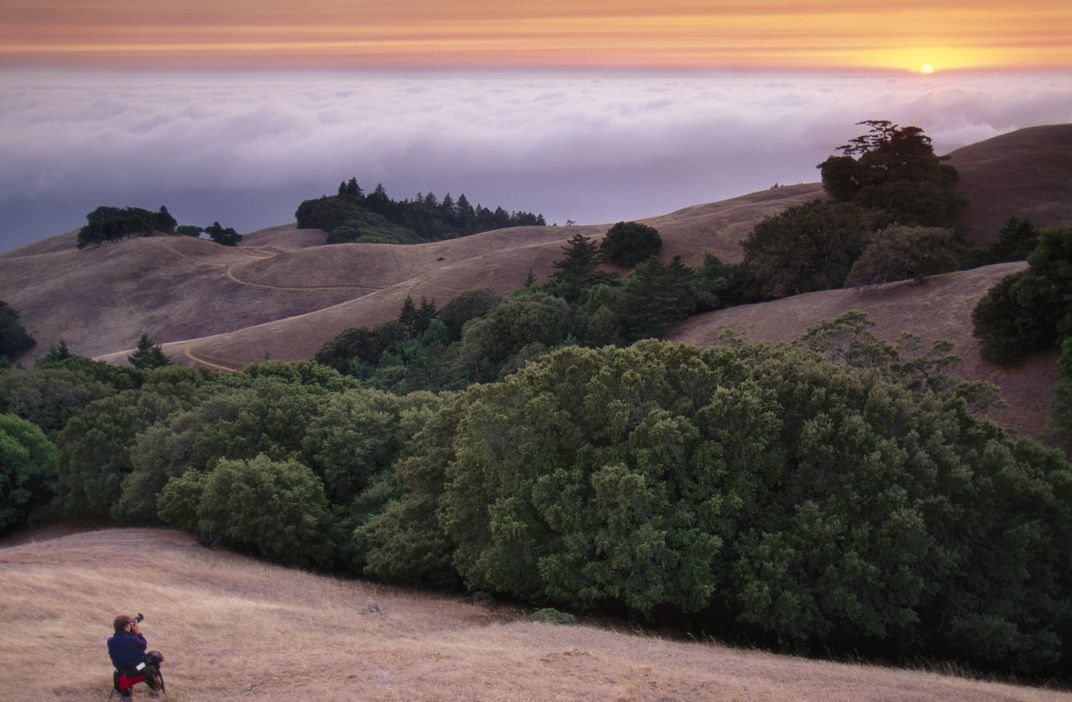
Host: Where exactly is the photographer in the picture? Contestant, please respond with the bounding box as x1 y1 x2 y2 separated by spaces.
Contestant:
108 614 163 698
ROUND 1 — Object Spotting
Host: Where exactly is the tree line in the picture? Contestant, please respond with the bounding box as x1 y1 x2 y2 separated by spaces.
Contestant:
76 206 241 248
295 179 545 245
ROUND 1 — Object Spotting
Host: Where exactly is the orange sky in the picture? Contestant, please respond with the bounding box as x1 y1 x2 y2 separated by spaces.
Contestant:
1 0 1070 71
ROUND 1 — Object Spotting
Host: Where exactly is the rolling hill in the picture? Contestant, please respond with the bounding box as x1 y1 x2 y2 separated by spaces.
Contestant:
2 528 1068 702
1 125 1069 432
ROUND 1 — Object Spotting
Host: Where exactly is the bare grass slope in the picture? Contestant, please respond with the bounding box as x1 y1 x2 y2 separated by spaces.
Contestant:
2 528 1067 702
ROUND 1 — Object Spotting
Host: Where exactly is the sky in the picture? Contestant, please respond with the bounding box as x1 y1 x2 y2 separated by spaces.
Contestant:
1 1 1070 71
0 2 1070 252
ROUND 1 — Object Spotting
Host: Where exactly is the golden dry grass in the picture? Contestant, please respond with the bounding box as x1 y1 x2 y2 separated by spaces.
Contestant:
2 528 1069 702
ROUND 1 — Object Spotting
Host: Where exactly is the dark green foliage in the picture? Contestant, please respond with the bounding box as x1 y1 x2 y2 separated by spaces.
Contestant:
845 226 960 286
128 333 171 370
204 221 242 246
54 389 190 519
458 293 574 378
175 225 202 237
296 181 544 245
0 368 112 434
35 354 140 392
41 340 71 363
1053 338 1072 455
972 227 1072 364
0 413 58 532
76 205 177 248
818 121 965 229
987 216 1040 263
369 341 1071 673
0 301 36 361
159 455 335 567
550 233 604 302
600 221 663 267
615 257 693 341
362 397 467 588
438 289 500 339
741 200 871 298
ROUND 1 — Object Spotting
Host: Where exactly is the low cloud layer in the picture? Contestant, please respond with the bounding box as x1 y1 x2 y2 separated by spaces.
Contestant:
1 69 1070 251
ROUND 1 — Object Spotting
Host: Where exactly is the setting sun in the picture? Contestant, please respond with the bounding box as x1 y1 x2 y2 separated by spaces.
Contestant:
920 64 936 74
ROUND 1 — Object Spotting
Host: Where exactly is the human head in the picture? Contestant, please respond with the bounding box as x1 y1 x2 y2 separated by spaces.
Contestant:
113 615 133 633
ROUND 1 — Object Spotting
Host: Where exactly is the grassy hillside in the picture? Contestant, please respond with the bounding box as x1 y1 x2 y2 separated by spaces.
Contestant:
1 528 1068 702
666 262 1060 438
948 124 1072 247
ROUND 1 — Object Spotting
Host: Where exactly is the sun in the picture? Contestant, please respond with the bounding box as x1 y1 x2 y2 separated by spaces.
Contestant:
919 64 935 74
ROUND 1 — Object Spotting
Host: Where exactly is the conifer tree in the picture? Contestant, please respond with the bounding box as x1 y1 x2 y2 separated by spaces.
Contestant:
551 234 602 302
128 333 171 370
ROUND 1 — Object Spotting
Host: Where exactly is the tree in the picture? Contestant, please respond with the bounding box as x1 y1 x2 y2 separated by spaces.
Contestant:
845 226 960 286
600 221 663 267
437 288 500 339
987 216 1039 263
0 368 113 434
818 121 964 228
0 301 36 361
204 221 242 246
128 333 171 370
0 413 58 532
551 233 603 302
741 200 871 299
972 227 1072 364
615 257 693 341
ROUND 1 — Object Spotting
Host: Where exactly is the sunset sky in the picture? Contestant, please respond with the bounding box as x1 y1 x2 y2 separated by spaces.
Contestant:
2 0 1070 71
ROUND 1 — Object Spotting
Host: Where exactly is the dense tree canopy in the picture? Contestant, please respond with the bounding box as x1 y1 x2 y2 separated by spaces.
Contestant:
973 227 1072 364
0 413 58 532
741 200 871 299
77 206 177 248
371 341 1072 673
0 301 36 361
296 180 545 245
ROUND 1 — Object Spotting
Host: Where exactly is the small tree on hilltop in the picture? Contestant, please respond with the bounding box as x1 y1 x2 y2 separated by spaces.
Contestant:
128 333 171 370
600 221 663 267
204 221 242 247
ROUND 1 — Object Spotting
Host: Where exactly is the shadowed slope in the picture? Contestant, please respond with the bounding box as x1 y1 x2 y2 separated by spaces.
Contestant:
667 262 1060 438
1 529 1068 702
948 124 1072 246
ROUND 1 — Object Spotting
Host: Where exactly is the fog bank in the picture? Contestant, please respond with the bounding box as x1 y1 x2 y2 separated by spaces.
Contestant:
1 69 1070 251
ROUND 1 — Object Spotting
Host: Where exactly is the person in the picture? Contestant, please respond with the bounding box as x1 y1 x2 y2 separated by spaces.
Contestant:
107 614 163 698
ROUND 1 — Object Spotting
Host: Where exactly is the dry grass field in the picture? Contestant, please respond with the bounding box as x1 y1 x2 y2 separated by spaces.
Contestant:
2 528 1069 702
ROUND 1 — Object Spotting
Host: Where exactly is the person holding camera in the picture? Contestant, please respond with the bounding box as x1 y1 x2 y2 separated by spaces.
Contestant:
108 613 163 698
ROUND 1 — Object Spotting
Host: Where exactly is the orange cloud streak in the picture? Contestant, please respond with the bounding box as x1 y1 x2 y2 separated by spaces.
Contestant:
1 0 1069 70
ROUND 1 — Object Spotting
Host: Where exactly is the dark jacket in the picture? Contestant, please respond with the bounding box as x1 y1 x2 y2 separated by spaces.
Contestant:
107 631 148 672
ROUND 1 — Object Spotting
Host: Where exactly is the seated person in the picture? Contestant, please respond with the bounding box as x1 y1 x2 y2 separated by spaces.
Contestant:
107 614 162 698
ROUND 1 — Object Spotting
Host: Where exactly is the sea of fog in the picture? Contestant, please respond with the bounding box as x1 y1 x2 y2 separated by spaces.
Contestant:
1 69 1070 252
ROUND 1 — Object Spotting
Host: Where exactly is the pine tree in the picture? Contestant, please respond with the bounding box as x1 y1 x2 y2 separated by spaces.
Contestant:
551 234 602 302
128 332 171 370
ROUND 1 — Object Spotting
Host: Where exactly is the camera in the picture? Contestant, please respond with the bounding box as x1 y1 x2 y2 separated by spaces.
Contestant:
133 613 144 624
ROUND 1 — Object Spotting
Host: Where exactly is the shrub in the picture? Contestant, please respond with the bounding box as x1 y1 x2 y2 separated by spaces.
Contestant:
600 221 663 267
0 301 35 361
845 226 960 286
529 608 576 625
0 368 112 434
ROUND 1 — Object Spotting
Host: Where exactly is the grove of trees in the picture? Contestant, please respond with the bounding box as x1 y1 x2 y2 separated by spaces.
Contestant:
296 180 546 245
